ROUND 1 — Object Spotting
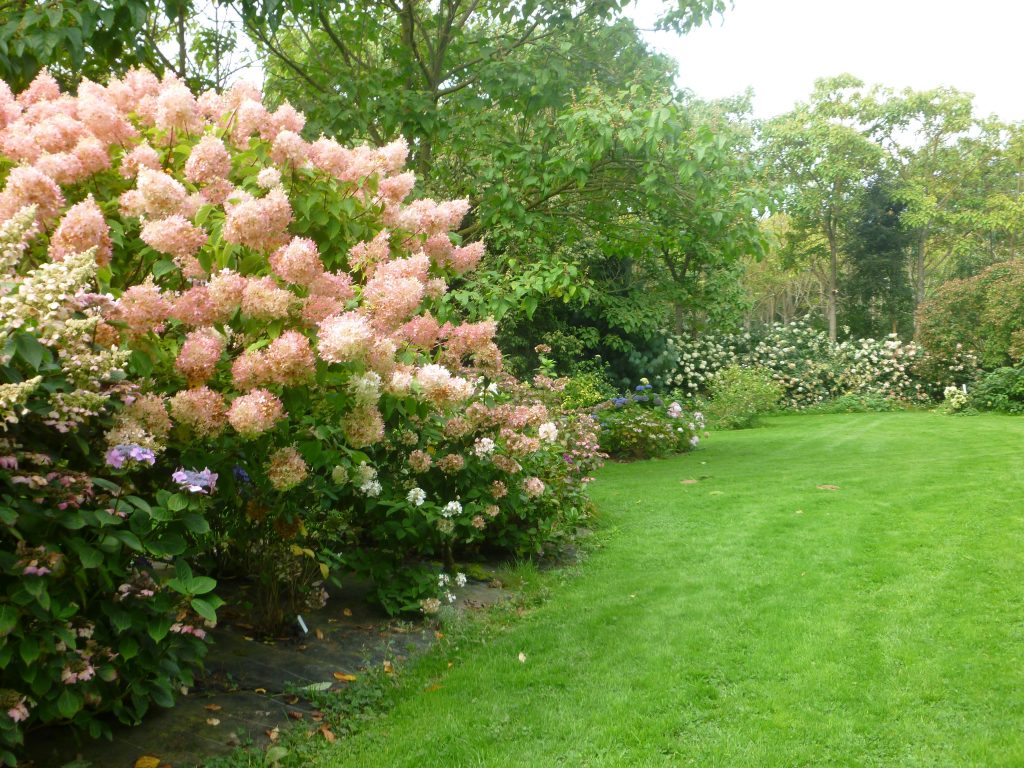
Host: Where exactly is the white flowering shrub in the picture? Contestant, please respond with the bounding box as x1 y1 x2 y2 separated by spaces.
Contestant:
658 320 978 410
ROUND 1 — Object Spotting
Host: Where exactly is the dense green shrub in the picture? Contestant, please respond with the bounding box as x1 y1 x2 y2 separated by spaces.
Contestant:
561 369 618 410
705 365 783 429
805 393 906 414
916 260 1024 372
969 367 1024 413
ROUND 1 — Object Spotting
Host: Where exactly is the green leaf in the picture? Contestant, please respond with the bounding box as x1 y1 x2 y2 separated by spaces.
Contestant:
119 635 139 660
125 495 152 514
190 597 218 623
167 493 190 512
147 617 172 643
91 477 121 494
14 333 46 370
57 688 83 719
76 544 103 569
152 259 177 277
0 605 17 636
19 636 39 665
189 576 217 596
182 513 210 535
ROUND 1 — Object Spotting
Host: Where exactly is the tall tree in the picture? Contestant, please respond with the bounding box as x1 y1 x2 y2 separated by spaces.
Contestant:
841 179 913 337
238 0 765 375
760 75 883 340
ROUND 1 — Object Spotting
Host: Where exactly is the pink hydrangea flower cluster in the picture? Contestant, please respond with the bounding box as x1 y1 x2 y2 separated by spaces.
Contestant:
0 68 535 532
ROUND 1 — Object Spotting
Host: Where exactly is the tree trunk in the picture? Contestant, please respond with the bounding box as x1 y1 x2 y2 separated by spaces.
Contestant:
827 229 839 341
914 226 928 309
176 10 187 79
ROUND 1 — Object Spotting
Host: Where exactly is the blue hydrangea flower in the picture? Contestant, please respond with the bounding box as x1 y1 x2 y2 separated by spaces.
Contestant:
105 444 156 469
172 467 218 494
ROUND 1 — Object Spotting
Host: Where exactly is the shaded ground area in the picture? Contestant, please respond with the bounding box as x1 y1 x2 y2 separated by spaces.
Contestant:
24 577 509 767
285 412 1024 767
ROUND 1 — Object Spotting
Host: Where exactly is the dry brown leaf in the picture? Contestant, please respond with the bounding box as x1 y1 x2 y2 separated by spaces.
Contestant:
287 710 304 720
342 608 353 617
266 726 280 743
320 725 336 743
134 758 161 768
206 718 220 726
311 711 324 722
254 687 267 694
284 694 300 705
434 631 444 639
816 484 840 491
204 703 222 712
314 628 325 640
333 671 357 682
382 660 394 675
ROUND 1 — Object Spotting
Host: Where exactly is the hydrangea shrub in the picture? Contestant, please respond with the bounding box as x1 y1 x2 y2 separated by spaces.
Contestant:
0 211 210 763
0 67 604 754
658 321 977 408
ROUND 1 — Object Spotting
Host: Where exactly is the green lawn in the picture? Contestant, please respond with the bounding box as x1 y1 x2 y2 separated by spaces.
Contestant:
309 412 1024 767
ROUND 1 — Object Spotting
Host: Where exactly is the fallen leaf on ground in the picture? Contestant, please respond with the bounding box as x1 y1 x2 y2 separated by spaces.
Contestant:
816 484 840 491
342 608 353 617
134 758 161 768
206 718 220 726
425 683 442 692
314 628 324 640
204 703 222 712
254 687 267 694
333 671 357 682
266 726 280 742
287 710 304 720
680 479 698 485
320 725 336 743
284 694 299 705
518 652 527 663
382 660 394 674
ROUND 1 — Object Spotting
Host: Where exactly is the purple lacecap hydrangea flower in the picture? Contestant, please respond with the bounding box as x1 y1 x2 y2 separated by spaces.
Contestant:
172 467 218 494
105 444 156 469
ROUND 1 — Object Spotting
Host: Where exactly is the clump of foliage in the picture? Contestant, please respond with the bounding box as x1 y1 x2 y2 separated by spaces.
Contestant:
916 260 1024 373
704 365 783 429
968 367 1024 413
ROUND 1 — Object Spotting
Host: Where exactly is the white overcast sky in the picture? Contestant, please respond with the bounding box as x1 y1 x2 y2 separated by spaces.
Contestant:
629 0 1024 121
